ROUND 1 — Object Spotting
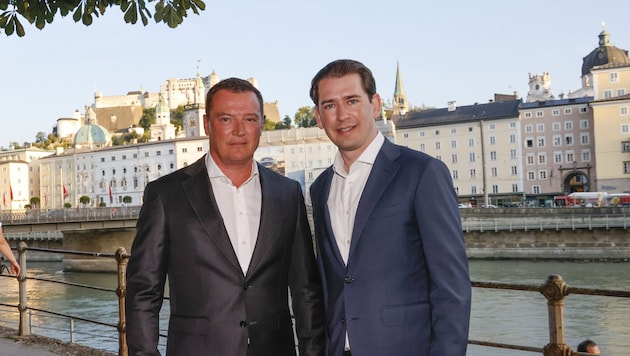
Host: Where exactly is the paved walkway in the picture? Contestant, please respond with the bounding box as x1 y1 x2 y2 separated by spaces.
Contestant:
0 325 115 356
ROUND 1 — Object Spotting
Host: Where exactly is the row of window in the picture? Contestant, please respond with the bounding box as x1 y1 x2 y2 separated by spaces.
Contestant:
523 106 589 118
524 120 590 132
526 151 591 165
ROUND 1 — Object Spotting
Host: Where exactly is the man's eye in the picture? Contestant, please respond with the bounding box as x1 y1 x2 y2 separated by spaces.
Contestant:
323 104 334 110
348 99 358 105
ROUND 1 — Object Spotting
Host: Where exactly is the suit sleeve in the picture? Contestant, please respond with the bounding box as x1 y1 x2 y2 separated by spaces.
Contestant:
288 181 326 356
125 182 169 356
414 159 472 355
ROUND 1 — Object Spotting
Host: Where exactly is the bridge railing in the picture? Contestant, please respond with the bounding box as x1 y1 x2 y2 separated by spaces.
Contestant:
461 213 630 232
1 244 629 356
0 207 141 225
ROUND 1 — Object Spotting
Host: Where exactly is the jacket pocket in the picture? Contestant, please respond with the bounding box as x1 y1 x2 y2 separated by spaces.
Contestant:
169 315 209 336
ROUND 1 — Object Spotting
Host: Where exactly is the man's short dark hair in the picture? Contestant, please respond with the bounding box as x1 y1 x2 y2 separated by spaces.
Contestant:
309 59 377 106
577 339 597 353
205 77 264 118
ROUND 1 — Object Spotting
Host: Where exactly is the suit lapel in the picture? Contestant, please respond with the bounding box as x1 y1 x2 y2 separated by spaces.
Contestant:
349 141 401 261
317 168 347 267
246 166 274 277
182 158 242 275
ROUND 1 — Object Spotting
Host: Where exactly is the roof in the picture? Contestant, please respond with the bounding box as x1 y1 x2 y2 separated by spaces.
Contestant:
520 96 593 109
581 29 630 76
396 99 521 129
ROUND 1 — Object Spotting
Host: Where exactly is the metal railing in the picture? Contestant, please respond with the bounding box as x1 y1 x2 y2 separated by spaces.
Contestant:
0 207 140 225
1 244 628 356
461 213 630 232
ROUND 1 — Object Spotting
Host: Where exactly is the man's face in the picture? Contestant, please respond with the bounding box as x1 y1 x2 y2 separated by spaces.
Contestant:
203 90 262 169
587 345 600 355
314 73 380 158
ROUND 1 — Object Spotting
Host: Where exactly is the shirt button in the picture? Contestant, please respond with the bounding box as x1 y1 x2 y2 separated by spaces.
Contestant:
344 276 355 283
240 320 248 327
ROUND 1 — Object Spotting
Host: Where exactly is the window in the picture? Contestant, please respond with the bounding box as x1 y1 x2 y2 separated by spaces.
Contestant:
492 185 499 194
580 133 590 145
435 130 440 135
621 107 629 116
182 148 188 153
468 139 475 147
491 167 498 177
536 111 544 117
468 127 474 132
527 171 535 180
552 109 560 116
451 140 457 148
489 124 496 130
525 125 533 133
564 121 573 130
554 152 563 164
111 156 116 161
553 122 561 131
553 135 562 146
452 170 459 179
419 131 425 137
624 161 630 174
451 128 457 134
510 149 517 159
604 90 612 99
565 134 574 145
512 184 519 193
566 152 575 162
617 88 626 96
169 149 174 155
539 170 547 180
511 166 518 175
527 155 535 165
526 139 533 148
622 141 630 152
538 154 546 164
564 108 572 115
581 150 591 162
622 124 630 134
524 112 532 118
490 136 496 145
510 122 517 128
471 186 477 194
532 186 541 194
580 107 588 113
509 134 516 143
537 124 545 132
490 151 497 160
101 157 105 162
469 153 475 162
580 120 589 129
156 151 162 156
419 143 426 151
122 155 127 160
144 152 149 157
403 133 409 138
435 142 441 150
610 72 619 82
470 169 476 178
451 154 458 164
537 137 545 147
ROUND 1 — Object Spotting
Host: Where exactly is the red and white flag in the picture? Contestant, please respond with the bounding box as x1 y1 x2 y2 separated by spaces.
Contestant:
63 185 69 198
109 185 113 201
9 185 13 200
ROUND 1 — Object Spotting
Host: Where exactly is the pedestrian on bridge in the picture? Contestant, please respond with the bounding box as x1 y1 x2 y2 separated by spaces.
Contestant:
0 221 20 276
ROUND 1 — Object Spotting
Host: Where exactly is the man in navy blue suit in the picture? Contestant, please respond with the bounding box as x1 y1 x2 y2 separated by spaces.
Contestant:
309 59 471 356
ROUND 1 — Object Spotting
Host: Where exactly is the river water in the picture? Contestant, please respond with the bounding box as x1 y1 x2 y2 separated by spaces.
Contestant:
1 260 629 355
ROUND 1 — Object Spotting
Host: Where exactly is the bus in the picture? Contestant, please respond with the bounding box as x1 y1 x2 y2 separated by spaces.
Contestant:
553 192 608 207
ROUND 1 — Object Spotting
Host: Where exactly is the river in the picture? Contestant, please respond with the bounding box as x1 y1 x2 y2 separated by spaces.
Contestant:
1 260 629 355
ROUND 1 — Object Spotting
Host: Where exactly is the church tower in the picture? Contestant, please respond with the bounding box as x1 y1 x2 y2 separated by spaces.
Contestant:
526 72 555 102
393 61 409 116
150 91 176 141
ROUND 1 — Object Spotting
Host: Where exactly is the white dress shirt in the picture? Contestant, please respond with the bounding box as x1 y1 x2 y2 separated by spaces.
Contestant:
328 132 384 265
206 154 262 275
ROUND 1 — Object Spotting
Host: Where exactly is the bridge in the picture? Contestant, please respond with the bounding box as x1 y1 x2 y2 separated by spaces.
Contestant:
2 206 630 270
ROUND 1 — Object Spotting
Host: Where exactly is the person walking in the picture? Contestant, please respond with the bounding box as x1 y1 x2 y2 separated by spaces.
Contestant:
0 221 20 276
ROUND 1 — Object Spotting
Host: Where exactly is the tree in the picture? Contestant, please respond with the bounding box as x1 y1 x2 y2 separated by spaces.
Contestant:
64 202 72 208
282 115 293 128
30 196 41 208
123 195 132 205
0 0 206 37
79 195 91 206
171 105 185 135
294 106 317 128
263 120 277 131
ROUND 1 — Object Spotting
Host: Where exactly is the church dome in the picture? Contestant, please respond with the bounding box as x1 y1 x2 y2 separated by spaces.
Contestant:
581 28 630 76
73 106 111 148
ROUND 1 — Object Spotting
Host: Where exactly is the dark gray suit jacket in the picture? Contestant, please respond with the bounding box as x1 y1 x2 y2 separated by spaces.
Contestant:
126 156 325 355
310 139 471 356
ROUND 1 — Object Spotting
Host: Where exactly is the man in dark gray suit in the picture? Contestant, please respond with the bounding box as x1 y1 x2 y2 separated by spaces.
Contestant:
309 59 471 355
126 78 325 355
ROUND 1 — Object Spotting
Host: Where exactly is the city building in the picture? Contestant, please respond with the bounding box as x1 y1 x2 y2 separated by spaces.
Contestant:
0 147 55 210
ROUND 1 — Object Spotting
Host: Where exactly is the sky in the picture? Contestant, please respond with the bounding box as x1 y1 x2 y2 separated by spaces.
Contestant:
1 0 630 148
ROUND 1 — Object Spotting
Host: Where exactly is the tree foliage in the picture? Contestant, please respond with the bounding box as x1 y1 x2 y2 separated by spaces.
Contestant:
79 195 91 206
294 106 317 128
0 0 206 37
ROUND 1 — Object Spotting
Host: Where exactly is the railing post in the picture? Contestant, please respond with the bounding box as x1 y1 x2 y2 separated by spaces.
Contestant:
17 241 29 336
540 274 573 356
116 247 130 356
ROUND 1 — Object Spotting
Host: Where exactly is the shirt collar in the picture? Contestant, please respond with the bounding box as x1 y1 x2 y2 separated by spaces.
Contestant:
206 153 259 185
333 131 385 176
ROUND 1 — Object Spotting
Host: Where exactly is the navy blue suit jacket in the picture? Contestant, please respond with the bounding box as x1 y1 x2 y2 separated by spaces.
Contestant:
310 139 471 356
